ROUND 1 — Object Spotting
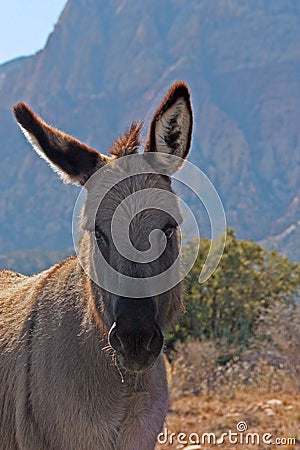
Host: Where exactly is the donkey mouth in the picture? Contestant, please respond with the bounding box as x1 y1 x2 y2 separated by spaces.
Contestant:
109 321 164 372
116 348 162 373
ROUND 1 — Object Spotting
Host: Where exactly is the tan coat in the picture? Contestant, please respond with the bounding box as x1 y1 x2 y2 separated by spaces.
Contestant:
0 261 168 449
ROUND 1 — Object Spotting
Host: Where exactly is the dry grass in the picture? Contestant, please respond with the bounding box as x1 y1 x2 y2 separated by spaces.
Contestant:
157 388 299 449
156 308 300 449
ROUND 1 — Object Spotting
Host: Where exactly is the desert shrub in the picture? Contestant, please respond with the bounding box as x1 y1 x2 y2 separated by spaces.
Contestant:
168 230 300 348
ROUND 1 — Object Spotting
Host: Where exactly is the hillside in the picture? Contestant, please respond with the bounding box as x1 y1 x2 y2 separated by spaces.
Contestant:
0 0 299 260
0 248 74 275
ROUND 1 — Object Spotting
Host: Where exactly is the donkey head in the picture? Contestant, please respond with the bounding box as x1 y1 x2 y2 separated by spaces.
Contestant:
14 82 193 372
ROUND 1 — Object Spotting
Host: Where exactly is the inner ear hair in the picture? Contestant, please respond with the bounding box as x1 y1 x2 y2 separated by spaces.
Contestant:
155 97 191 157
145 81 193 161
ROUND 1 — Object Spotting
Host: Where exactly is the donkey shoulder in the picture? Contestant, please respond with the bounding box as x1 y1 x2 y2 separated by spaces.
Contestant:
0 257 80 350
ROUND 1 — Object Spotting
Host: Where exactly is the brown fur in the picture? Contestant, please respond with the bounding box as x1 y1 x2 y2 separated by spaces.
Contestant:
0 82 193 449
109 121 144 157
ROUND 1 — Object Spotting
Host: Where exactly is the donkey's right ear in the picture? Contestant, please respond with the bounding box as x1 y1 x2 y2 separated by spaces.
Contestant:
13 102 109 185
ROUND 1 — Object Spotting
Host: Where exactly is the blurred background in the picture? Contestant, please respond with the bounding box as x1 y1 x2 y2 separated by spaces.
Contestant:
0 1 299 448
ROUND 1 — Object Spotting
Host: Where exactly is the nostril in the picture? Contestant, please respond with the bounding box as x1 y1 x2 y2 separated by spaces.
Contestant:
108 323 123 352
147 326 164 355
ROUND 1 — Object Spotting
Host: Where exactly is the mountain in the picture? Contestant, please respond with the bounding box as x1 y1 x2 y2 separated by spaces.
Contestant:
0 0 299 261
0 248 74 275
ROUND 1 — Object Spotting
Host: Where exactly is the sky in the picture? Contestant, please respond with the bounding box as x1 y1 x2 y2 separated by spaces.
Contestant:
0 0 67 65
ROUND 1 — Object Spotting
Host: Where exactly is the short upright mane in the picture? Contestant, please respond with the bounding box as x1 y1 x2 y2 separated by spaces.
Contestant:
109 121 143 157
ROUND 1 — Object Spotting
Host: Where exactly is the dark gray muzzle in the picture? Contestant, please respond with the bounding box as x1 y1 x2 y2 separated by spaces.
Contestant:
108 297 164 372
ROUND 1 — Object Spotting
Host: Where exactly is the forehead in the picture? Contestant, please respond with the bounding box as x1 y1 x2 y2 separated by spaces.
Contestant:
84 172 182 233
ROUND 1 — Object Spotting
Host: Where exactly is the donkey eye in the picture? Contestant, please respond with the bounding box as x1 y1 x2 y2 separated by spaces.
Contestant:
164 227 177 239
94 228 108 246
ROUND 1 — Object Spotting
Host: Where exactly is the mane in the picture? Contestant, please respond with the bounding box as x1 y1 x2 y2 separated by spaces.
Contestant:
109 121 143 157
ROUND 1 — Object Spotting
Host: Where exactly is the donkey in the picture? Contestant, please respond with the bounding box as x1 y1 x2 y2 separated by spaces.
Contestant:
0 82 193 450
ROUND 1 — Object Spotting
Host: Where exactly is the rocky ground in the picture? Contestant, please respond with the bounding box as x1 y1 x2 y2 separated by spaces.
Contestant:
156 339 300 450
157 389 299 450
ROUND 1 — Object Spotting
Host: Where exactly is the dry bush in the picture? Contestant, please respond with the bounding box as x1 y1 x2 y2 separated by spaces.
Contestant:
157 307 300 449
169 303 300 399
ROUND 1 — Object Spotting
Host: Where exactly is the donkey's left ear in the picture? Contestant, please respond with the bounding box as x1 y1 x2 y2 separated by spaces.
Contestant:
145 81 193 165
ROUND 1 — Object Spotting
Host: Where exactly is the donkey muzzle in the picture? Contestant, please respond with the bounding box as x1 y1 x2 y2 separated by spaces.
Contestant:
108 297 164 372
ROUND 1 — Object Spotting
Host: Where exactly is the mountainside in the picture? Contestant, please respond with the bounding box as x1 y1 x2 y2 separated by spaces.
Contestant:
0 248 74 275
0 0 299 260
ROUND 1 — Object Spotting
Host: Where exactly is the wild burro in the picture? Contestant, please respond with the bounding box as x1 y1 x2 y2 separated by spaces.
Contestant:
0 82 193 450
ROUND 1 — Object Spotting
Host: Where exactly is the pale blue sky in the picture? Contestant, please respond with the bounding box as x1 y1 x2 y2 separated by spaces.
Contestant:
0 0 67 65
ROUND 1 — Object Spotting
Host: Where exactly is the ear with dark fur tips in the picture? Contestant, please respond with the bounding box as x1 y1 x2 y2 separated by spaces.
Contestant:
13 102 108 185
145 81 193 166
